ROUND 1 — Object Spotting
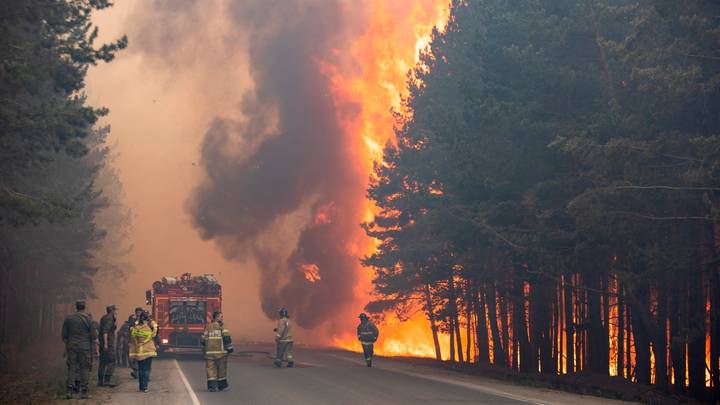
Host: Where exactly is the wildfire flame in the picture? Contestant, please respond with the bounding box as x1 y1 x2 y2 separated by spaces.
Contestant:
300 263 321 283
323 0 451 357
313 201 337 225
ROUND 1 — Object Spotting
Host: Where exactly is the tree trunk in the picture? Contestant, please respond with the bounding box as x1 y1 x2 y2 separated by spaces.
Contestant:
487 284 506 366
535 279 555 374
687 268 706 398
630 282 652 385
627 309 633 381
669 275 686 392
587 268 607 374
514 274 532 372
711 266 720 400
565 273 575 373
448 275 464 364
474 285 490 365
449 313 456 363
466 285 473 363
617 284 625 379
654 278 669 392
424 284 443 361
500 292 510 368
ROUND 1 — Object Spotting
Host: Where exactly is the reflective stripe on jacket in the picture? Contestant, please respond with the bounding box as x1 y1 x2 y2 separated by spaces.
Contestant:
129 322 157 361
276 317 293 342
203 321 232 359
357 321 379 343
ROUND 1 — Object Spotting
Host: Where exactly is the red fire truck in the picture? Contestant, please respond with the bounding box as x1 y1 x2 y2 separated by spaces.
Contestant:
145 273 222 353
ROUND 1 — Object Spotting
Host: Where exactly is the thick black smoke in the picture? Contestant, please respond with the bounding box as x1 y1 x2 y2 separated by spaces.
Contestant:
188 1 366 329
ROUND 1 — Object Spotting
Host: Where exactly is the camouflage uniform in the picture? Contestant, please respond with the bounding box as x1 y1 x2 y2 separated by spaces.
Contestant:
61 310 97 396
98 312 117 385
115 322 130 368
202 320 233 391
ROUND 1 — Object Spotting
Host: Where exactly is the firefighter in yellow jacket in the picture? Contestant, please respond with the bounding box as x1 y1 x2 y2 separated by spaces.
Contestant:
273 308 294 368
129 311 157 392
202 311 233 392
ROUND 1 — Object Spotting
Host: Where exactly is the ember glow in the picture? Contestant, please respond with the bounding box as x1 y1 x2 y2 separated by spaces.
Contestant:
300 263 321 283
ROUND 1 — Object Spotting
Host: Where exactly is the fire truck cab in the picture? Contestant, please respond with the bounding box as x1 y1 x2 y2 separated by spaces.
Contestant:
145 273 221 353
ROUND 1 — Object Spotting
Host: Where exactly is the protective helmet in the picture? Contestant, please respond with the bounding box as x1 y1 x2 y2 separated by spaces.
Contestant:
278 307 289 317
359 313 368 320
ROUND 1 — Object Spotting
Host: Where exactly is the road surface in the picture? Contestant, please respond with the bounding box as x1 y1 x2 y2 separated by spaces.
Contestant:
104 344 633 405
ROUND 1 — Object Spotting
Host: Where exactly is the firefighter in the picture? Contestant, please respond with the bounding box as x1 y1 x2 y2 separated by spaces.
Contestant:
98 304 118 387
115 320 130 368
61 300 97 399
202 310 234 392
127 307 143 379
357 313 379 367
273 308 294 368
129 310 157 392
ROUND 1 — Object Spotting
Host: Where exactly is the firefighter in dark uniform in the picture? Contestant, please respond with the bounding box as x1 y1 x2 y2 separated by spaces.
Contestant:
61 300 98 399
202 311 234 392
115 320 130 368
357 313 379 367
98 304 118 387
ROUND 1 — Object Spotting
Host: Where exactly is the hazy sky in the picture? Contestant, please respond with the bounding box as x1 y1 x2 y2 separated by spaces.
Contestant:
84 0 447 346
86 0 275 339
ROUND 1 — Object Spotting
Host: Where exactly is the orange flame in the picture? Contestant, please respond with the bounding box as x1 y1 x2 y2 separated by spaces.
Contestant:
334 312 450 359
322 0 450 356
300 263 321 283
313 202 337 225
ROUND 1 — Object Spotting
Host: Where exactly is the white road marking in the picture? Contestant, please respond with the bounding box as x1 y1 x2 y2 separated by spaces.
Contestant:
174 359 202 405
325 353 546 405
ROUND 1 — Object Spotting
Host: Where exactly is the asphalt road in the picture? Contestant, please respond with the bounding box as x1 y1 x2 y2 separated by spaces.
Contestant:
174 345 528 405
161 344 630 405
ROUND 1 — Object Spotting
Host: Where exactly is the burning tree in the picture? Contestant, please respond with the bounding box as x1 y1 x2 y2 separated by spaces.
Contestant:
364 0 720 401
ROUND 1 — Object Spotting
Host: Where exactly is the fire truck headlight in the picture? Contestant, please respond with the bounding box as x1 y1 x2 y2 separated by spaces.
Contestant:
162 338 169 344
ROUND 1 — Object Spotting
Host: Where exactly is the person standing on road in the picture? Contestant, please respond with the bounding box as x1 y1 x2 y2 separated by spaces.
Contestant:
115 320 130 368
98 304 118 387
202 311 234 392
357 313 379 367
61 299 98 399
127 307 143 379
129 310 157 392
273 308 294 368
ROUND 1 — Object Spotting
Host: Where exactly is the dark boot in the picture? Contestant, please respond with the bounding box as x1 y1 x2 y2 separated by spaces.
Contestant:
208 380 218 392
366 359 372 367
273 359 282 368
287 361 294 368
80 389 92 399
218 379 228 391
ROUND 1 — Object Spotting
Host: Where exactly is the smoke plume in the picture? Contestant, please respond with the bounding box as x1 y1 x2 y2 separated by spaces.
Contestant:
188 1 367 329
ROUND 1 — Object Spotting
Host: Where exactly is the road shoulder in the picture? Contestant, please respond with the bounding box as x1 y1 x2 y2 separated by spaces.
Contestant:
324 350 637 405
104 359 194 405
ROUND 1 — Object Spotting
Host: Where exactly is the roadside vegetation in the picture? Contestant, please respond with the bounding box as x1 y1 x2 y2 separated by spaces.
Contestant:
0 0 129 376
364 0 720 402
